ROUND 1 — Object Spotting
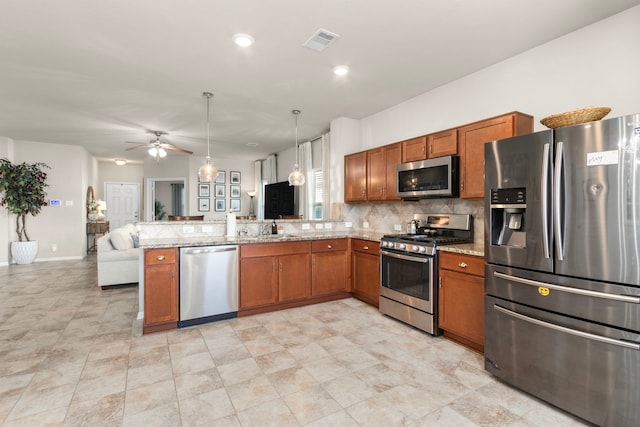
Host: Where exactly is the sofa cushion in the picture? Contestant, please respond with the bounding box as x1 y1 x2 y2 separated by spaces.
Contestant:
99 246 139 262
110 227 134 250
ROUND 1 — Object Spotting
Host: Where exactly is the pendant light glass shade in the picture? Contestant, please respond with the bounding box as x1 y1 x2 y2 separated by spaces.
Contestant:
198 92 217 182
288 110 305 186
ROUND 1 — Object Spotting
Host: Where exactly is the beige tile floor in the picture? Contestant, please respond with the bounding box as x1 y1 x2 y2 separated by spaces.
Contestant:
0 256 590 427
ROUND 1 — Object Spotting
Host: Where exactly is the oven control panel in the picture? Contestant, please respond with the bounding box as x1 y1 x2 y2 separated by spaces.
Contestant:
381 240 435 256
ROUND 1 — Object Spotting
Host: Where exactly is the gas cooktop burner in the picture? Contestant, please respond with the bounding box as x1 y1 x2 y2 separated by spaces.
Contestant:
380 213 473 256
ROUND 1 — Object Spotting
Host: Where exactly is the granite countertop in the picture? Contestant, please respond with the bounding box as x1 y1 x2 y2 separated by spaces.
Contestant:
437 242 484 257
139 231 385 249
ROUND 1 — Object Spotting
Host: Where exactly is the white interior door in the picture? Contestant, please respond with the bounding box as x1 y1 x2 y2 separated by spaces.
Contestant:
105 182 140 229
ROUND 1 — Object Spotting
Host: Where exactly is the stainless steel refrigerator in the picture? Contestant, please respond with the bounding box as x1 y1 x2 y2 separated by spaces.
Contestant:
484 113 640 427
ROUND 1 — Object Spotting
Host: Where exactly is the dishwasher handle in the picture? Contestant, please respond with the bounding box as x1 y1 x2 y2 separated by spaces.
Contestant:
182 246 238 255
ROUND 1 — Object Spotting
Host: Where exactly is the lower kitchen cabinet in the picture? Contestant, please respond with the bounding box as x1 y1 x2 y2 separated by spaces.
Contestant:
239 241 311 311
143 248 178 334
351 239 380 307
438 251 485 352
311 239 349 296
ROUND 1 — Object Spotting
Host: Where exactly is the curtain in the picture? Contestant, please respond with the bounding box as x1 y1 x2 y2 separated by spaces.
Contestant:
171 183 184 215
298 141 312 218
263 154 277 184
253 160 263 220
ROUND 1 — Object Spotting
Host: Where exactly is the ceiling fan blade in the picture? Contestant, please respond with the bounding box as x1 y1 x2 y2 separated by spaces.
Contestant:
125 145 149 151
165 145 193 155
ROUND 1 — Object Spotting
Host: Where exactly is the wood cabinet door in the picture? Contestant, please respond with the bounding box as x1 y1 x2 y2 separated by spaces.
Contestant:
278 253 310 302
311 251 348 296
352 251 380 307
458 113 532 199
144 263 178 327
427 129 458 158
366 147 385 201
240 257 278 308
383 143 402 201
401 136 427 162
344 151 367 202
438 268 484 346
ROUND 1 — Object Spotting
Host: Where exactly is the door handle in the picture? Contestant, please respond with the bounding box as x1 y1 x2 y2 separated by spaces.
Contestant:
554 142 565 261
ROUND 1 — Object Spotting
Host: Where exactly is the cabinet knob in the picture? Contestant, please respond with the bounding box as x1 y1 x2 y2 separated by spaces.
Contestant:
458 262 468 268
363 246 369 250
156 255 166 261
327 244 333 249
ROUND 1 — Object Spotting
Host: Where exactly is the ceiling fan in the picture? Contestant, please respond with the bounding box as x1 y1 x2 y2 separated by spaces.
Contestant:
125 131 193 162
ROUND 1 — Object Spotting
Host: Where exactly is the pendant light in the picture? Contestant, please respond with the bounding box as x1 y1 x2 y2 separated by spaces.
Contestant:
287 109 305 186
198 92 217 182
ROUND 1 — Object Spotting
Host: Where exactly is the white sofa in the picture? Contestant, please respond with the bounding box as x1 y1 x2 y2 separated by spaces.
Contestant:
97 223 140 288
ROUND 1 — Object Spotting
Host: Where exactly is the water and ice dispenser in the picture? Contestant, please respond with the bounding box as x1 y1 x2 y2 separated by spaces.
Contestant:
490 188 526 248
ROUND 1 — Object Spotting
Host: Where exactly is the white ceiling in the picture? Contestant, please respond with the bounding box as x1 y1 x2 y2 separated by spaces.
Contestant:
1 0 638 162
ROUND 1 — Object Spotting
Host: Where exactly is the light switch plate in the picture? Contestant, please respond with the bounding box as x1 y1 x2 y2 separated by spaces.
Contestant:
363 222 370 228
302 223 311 230
324 223 332 229
183 226 195 233
315 223 324 229
345 222 353 228
394 224 402 231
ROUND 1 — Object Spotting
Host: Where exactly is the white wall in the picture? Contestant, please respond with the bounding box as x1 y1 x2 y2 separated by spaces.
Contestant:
331 5 640 208
0 140 95 263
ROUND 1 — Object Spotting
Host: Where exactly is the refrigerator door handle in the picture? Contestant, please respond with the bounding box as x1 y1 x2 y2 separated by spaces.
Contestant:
493 304 640 350
541 142 551 259
494 271 640 304
553 142 565 261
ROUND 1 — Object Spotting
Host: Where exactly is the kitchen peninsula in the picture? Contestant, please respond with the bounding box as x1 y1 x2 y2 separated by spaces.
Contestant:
137 218 484 335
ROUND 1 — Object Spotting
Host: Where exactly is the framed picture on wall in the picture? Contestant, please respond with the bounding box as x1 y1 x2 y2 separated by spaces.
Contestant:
198 198 210 212
230 171 241 184
215 170 226 184
230 185 241 198
215 199 226 212
214 184 225 198
230 198 241 212
198 183 210 197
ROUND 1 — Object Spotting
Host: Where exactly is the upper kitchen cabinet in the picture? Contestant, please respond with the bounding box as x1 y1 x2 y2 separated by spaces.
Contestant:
344 151 368 202
367 142 402 201
345 142 402 202
427 129 458 158
458 112 533 199
402 131 458 162
401 136 427 162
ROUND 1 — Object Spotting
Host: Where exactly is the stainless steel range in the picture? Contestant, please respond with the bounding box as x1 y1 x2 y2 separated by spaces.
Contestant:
379 213 472 335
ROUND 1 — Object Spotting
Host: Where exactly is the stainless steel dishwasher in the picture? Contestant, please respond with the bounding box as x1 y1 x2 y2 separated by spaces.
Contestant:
179 245 238 327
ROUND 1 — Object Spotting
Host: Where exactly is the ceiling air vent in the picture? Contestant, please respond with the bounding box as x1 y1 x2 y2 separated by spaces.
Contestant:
303 28 340 52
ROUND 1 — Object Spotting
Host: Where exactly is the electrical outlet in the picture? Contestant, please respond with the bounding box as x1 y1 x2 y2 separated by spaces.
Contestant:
394 224 402 231
315 223 324 229
183 226 195 233
345 222 353 228
51 244 57 252
202 225 213 233
65 200 73 206
302 223 311 230
324 223 332 229
363 221 370 228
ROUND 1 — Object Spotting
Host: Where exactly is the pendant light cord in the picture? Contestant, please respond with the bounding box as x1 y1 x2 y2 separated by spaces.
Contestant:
293 109 300 166
204 92 213 158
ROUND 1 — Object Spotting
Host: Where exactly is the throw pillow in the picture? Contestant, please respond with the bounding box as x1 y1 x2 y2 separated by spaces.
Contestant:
110 227 134 250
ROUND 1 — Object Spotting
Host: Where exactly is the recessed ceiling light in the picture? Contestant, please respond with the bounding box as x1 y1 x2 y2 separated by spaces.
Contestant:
246 142 259 147
233 33 254 47
333 65 349 76
114 159 127 166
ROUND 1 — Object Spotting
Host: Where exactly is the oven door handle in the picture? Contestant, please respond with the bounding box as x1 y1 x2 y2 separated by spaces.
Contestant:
494 271 640 304
493 304 640 350
380 250 429 263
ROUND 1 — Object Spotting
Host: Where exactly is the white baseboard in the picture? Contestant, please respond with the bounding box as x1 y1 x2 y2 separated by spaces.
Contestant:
137 311 144 320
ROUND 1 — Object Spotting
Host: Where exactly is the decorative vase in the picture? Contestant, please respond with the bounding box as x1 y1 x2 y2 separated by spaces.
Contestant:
11 241 38 264
88 212 99 222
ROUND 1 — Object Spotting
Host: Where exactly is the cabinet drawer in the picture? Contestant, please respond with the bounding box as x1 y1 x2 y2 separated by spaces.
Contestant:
311 238 348 253
241 241 310 258
145 248 177 265
439 251 483 276
351 239 380 254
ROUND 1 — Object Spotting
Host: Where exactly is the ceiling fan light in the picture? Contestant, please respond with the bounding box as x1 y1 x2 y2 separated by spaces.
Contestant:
148 147 158 157
198 157 217 182
158 148 167 158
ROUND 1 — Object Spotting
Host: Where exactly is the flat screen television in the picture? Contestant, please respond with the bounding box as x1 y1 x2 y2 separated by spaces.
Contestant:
264 181 297 219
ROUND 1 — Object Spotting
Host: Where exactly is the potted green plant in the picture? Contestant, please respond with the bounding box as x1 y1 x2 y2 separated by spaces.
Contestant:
0 158 50 264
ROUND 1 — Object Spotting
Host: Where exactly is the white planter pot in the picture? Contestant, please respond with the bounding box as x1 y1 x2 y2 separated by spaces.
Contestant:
11 241 39 264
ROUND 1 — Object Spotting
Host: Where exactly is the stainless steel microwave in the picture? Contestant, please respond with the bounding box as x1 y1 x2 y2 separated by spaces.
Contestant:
396 155 459 199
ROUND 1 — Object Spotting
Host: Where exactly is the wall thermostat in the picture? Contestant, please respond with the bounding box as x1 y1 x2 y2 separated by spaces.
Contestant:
49 199 61 206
